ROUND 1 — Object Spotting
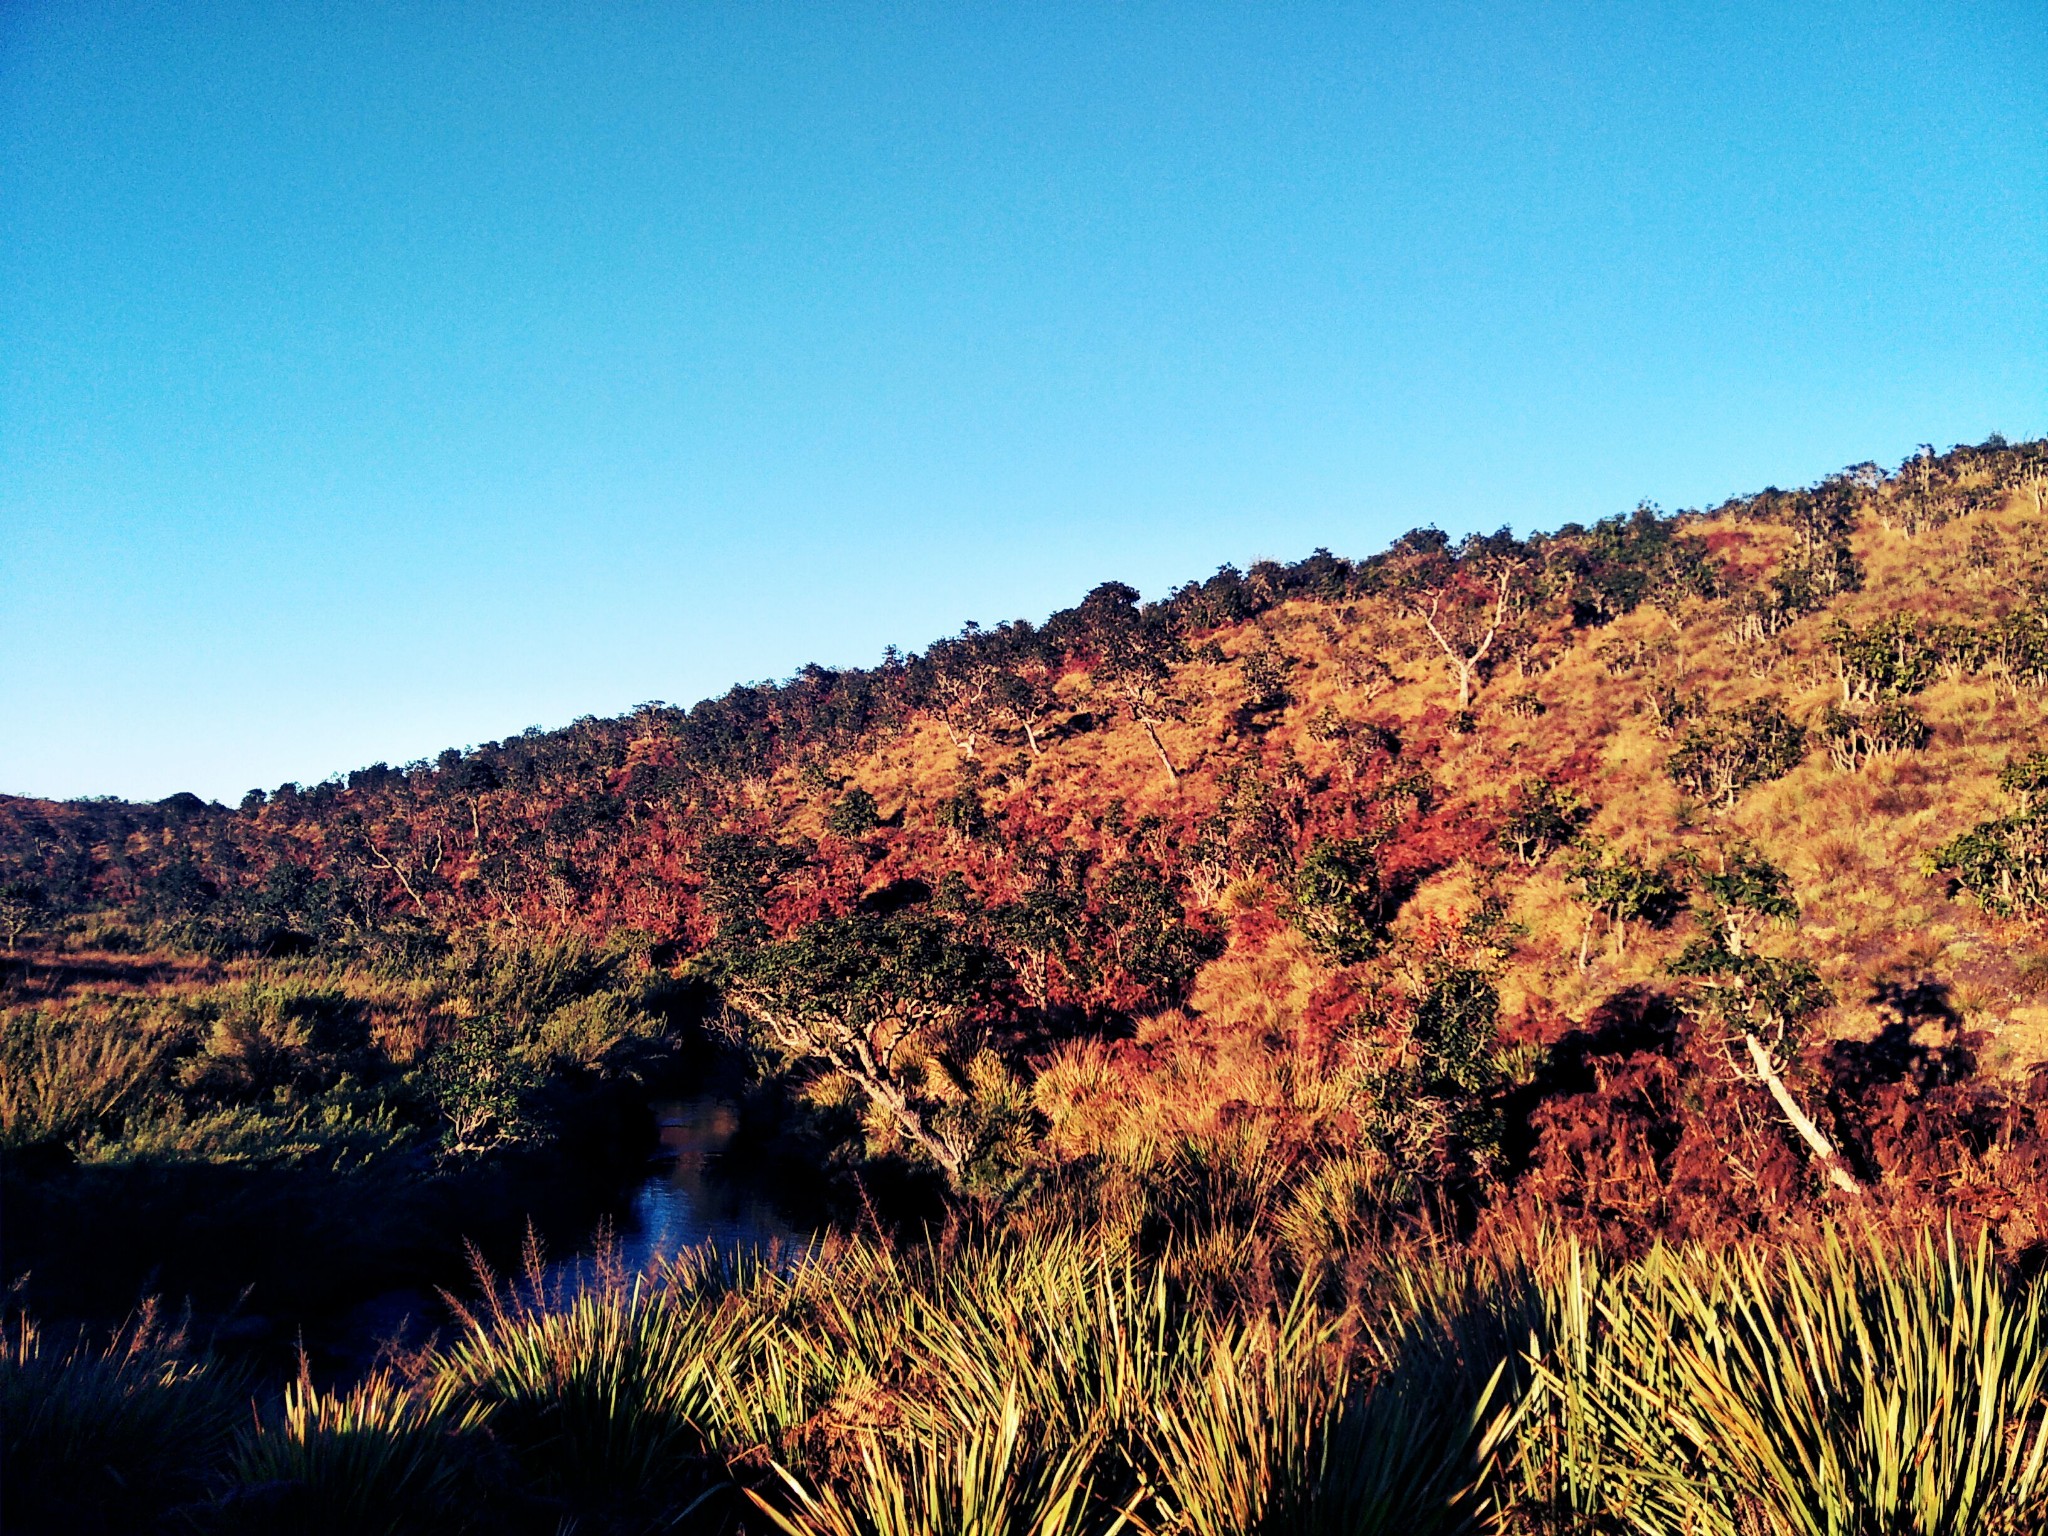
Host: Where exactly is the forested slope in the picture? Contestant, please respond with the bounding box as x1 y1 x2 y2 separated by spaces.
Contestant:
9 435 2048 1266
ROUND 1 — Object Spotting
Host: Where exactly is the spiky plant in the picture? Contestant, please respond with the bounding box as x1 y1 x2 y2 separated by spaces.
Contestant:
1143 1282 1510 1536
1508 1238 1726 1535
751 1387 1113 1536
0 1302 244 1535
224 1364 487 1536
437 1258 763 1514
1640 1228 2048 1536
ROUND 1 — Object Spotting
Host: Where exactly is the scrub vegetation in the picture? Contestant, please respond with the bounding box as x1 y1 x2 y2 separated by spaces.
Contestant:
10 435 2048 1531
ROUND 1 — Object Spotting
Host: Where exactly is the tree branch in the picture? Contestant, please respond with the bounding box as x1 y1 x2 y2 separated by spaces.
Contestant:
365 845 429 916
1742 1031 1863 1195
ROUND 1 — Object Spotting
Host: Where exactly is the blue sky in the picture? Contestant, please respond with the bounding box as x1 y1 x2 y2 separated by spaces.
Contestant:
3 3 2042 802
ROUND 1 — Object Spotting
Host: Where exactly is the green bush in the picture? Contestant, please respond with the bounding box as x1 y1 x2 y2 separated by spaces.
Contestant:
1827 614 1938 703
1494 778 1592 867
827 787 884 837
1668 698 1807 807
1820 699 1930 771
1927 752 2048 917
1570 844 1685 956
1289 836 1386 962
0 1004 169 1150
1928 812 2048 917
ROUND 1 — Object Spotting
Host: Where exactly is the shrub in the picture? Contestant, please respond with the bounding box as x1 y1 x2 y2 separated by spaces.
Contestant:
1927 752 2048 918
1570 845 1684 958
534 990 664 1070
1644 1230 2048 1536
1667 699 1806 807
438 1269 740 1517
1928 814 2048 918
1494 778 1592 867
1289 836 1386 962
828 788 884 837
224 1366 485 1536
1 1305 244 1536
1820 699 1930 772
0 1004 167 1150
422 1016 541 1152
755 1388 1103 1536
1827 615 1937 703
1141 1305 1510 1536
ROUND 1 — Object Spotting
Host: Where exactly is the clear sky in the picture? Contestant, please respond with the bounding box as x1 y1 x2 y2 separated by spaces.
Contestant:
3 3 2042 803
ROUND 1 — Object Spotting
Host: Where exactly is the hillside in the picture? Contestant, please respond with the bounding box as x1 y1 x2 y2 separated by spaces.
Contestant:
11 439 2048 1256
16 435 2048 1532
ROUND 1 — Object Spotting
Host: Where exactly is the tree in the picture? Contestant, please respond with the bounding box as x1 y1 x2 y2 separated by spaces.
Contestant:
1667 699 1806 808
1674 946 1853 1195
1926 752 2048 917
1363 905 1517 1185
424 1015 541 1152
1569 844 1683 964
918 623 1012 761
1827 616 1936 706
934 770 992 845
449 757 503 846
1668 845 1857 1194
1494 777 1592 867
335 810 448 922
1237 639 1293 715
0 878 46 949
717 911 1004 1193
1069 584 1190 782
986 621 1063 757
696 833 804 944
1692 842 1798 958
1403 553 1526 711
1289 836 1386 962
825 787 882 838
988 882 1086 1010
1820 699 1929 773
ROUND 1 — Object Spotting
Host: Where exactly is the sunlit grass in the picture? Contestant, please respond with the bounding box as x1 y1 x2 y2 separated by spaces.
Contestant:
21 1219 2043 1533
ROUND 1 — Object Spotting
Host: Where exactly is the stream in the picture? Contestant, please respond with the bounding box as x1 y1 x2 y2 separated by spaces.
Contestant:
329 1094 809 1368
609 1094 810 1269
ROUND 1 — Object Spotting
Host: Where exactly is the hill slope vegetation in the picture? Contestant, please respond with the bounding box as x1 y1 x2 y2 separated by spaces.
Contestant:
10 436 2048 1533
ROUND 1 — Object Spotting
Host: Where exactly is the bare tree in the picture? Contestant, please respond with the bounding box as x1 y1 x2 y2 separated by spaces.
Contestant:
352 819 443 917
920 625 1009 761
1410 560 1520 710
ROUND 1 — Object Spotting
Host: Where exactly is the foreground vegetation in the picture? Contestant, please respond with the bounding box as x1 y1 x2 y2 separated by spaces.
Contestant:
10 1220 2048 1535
0 931 692 1344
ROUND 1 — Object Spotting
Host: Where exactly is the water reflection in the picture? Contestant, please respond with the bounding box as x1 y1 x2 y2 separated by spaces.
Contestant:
612 1095 807 1272
345 1099 805 1366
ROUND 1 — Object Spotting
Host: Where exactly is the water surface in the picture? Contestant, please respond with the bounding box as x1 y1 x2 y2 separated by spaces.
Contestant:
610 1095 808 1272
